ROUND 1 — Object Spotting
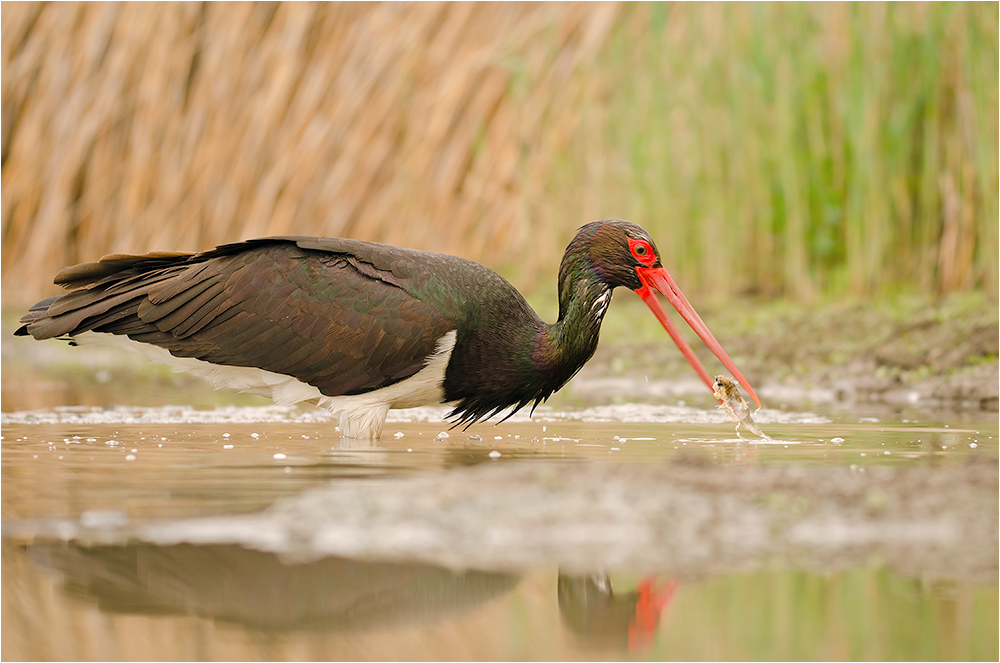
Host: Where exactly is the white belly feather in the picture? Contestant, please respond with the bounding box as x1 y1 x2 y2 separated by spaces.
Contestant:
73 330 458 439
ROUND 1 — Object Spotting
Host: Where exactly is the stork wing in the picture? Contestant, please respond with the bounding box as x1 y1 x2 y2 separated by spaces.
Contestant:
17 238 458 397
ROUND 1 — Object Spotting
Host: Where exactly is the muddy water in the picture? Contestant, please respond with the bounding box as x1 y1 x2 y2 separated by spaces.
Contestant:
2 363 998 660
1 415 994 519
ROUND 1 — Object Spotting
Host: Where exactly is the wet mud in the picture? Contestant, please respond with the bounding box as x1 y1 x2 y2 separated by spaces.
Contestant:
8 457 997 583
583 294 999 412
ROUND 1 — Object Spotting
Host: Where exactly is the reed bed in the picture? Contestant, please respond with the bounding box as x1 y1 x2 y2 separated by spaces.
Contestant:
2 2 996 305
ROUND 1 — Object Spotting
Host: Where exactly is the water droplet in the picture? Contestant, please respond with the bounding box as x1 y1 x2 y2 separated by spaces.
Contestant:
273 453 287 460
489 450 501 459
125 454 136 461
223 444 234 449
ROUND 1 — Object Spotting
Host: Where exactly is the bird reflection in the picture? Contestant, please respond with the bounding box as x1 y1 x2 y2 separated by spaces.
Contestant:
558 571 680 652
24 541 517 631
18 539 678 654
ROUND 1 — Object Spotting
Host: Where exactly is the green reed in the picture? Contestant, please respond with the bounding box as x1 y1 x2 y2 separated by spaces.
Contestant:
526 2 998 301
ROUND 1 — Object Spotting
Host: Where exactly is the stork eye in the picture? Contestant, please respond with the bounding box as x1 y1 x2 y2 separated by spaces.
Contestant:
627 237 656 266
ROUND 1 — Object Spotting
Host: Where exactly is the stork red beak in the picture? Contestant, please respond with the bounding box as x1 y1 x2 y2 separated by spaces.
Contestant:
634 266 761 408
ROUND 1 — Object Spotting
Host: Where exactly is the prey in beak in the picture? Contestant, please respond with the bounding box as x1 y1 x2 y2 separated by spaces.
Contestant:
625 236 760 408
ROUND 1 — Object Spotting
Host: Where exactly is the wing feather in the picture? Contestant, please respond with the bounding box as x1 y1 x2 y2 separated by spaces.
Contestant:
172 293 234 338
18 239 459 398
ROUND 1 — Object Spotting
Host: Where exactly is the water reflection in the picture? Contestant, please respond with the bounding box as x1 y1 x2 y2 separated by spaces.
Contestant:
9 538 688 659
16 537 683 648
558 572 680 652
4 538 996 661
21 540 518 631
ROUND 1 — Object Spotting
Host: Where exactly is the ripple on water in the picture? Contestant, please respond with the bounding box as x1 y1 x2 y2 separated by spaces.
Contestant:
1 403 830 426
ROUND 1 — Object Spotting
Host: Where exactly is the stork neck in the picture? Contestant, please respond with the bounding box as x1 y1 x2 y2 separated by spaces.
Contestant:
538 276 612 379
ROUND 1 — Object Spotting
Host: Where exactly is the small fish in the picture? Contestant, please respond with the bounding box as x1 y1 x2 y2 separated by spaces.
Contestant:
713 375 769 439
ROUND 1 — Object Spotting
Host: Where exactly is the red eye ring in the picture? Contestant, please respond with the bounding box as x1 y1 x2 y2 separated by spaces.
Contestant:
627 238 656 266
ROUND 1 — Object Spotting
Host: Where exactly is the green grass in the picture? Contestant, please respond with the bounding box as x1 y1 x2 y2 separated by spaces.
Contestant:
517 2 998 301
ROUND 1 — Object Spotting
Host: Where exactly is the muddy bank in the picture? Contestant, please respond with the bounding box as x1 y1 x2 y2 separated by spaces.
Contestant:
7 459 996 583
3 293 997 415
585 294 999 412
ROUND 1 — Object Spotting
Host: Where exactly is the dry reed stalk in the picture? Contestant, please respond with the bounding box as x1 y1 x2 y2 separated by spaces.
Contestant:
2 2 618 304
1 2 996 305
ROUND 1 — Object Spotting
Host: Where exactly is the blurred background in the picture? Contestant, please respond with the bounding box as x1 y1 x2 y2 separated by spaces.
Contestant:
3 6 999 661
2 1 997 307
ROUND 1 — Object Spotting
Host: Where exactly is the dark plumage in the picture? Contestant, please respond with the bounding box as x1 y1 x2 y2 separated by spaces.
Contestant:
17 220 759 438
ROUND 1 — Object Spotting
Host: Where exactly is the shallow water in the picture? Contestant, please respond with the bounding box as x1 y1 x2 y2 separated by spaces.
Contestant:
2 359 998 660
1 412 993 520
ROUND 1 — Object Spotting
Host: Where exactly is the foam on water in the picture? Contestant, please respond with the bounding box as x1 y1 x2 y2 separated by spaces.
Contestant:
2 403 830 426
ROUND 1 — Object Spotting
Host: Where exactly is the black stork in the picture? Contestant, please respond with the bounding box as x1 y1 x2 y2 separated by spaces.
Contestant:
16 219 759 439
